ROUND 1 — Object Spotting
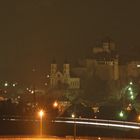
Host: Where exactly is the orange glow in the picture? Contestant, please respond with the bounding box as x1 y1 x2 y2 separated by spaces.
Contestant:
53 101 58 108
38 110 44 118
138 115 140 121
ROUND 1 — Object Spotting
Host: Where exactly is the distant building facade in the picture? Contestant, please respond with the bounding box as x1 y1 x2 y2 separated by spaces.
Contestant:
50 62 80 89
72 39 119 88
120 61 140 84
50 39 140 90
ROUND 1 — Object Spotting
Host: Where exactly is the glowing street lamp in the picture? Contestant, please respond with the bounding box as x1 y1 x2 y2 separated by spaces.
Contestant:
128 87 132 91
130 95 134 100
71 113 76 140
13 83 16 87
129 91 133 95
38 110 44 136
39 110 44 118
138 115 140 122
119 111 124 118
129 82 133 85
53 101 58 108
71 113 75 118
4 82 8 87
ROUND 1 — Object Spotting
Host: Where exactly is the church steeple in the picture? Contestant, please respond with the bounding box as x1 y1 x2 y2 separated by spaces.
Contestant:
63 59 70 78
51 58 57 74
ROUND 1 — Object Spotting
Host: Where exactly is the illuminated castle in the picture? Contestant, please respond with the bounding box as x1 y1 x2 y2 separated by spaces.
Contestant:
50 39 140 89
72 39 119 82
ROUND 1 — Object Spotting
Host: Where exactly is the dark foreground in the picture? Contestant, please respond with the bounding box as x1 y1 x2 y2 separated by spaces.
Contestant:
0 120 140 139
0 136 139 140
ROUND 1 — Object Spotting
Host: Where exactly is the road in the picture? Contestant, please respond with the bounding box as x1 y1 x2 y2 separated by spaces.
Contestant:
0 117 140 139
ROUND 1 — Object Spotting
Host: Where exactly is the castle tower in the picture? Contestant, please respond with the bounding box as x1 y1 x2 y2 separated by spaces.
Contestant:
51 61 57 74
102 38 115 52
113 58 119 80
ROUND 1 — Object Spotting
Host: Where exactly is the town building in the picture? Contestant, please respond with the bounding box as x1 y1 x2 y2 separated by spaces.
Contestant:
71 39 119 90
49 39 140 90
50 61 80 89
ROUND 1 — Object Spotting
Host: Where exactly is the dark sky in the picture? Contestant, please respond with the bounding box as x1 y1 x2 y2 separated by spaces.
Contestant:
0 0 140 82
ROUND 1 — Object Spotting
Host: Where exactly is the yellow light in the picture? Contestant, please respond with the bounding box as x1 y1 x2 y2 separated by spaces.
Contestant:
31 90 34 94
71 113 75 118
53 101 58 108
138 115 140 121
39 110 44 118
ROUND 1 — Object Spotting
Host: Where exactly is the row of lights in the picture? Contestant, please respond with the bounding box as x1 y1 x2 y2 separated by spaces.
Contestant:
38 99 140 138
119 81 140 121
53 100 140 122
127 82 135 100
38 100 58 118
3 82 18 87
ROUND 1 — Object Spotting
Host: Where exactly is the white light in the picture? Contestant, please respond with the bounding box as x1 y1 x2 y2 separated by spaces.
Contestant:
119 111 124 117
129 82 133 85
71 113 75 118
130 91 133 95
13 83 16 87
31 90 34 94
130 95 134 100
128 87 132 91
137 65 140 68
54 120 140 130
4 82 8 87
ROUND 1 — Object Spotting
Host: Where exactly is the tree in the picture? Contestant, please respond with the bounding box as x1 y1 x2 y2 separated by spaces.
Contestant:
82 74 109 103
119 81 140 121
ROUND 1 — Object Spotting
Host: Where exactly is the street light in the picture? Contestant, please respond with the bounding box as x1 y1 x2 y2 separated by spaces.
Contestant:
53 101 58 108
138 115 140 122
128 87 132 91
38 110 44 136
4 82 8 87
130 95 134 100
71 113 75 118
119 110 124 118
129 82 133 85
71 113 76 140
130 91 133 95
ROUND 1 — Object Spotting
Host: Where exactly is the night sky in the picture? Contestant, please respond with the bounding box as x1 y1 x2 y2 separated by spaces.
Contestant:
0 0 140 83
